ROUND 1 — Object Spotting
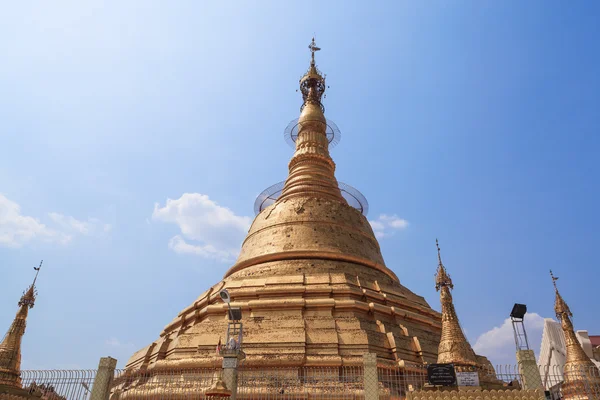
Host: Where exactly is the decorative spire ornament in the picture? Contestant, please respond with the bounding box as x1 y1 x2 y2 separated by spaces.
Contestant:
0 261 42 389
277 38 345 204
550 270 600 400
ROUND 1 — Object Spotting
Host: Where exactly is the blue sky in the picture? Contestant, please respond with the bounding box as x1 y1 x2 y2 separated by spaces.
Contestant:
1 1 599 369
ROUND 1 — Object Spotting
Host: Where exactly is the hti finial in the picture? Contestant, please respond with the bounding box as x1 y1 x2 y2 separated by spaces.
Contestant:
308 37 321 65
18 260 42 309
550 269 572 319
299 37 326 112
550 269 559 292
436 238 443 266
435 239 453 291
32 260 42 286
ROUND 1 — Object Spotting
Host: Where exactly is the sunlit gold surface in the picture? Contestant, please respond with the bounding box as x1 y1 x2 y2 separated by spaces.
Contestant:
121 40 442 398
551 271 600 400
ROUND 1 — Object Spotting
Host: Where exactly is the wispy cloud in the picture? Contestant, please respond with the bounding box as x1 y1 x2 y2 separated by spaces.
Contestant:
48 212 111 236
0 194 109 248
369 214 409 238
152 193 251 262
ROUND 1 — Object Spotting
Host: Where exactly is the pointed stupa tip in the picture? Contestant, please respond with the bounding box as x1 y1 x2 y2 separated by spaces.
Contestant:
550 269 572 320
435 239 453 291
18 260 42 309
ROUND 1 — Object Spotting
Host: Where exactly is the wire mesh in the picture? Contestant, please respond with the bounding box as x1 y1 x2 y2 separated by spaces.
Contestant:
541 364 600 400
377 363 427 400
12 363 600 400
20 369 97 400
254 181 368 215
284 118 341 149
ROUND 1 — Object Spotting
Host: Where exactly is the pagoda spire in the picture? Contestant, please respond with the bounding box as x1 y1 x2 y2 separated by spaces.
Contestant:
550 270 600 400
0 261 42 389
435 240 478 367
278 38 346 203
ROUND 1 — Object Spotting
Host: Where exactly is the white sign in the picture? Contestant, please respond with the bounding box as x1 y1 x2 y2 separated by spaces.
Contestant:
456 372 479 387
222 358 238 369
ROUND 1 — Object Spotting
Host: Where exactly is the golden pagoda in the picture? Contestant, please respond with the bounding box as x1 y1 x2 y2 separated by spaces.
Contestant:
0 262 42 399
550 271 600 400
434 241 501 388
122 39 442 390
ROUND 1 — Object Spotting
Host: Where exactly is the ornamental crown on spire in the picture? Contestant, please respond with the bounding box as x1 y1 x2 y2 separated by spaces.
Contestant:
435 239 453 291
299 38 326 111
551 269 572 319
18 260 42 309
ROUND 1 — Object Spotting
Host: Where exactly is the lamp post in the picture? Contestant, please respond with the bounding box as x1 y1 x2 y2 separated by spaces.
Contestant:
217 289 244 400
510 303 543 390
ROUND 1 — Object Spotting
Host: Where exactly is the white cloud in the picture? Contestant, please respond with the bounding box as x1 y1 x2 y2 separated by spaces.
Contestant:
369 214 409 238
0 194 70 247
473 312 546 366
152 193 251 262
168 235 234 262
0 193 110 248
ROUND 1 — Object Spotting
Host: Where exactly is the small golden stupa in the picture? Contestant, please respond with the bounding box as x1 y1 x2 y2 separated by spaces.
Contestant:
434 240 501 388
0 263 43 399
550 271 600 400
124 39 442 379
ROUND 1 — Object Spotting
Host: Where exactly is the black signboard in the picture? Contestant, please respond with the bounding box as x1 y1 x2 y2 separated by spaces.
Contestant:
427 363 457 386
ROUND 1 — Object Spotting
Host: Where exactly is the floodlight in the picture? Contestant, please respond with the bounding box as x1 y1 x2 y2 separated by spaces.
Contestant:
510 303 527 319
510 303 530 350
219 289 231 304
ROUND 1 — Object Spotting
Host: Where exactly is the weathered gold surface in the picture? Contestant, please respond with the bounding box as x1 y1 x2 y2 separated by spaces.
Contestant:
551 271 600 400
121 40 442 398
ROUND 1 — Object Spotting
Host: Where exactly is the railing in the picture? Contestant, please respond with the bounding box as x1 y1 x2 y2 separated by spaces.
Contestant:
111 368 217 399
14 362 600 400
20 369 97 400
377 362 428 399
238 366 363 400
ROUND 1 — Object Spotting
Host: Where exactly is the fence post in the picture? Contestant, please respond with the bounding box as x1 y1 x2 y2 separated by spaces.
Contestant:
222 353 243 400
516 350 543 390
90 356 117 400
363 353 378 400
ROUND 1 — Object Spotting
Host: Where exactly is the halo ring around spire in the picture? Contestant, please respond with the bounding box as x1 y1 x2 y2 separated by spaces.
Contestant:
284 118 341 149
254 180 368 216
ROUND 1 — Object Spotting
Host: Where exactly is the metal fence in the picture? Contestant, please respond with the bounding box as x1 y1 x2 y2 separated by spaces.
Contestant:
377 363 428 399
20 369 96 400
238 366 363 400
111 368 217 399
14 363 600 400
